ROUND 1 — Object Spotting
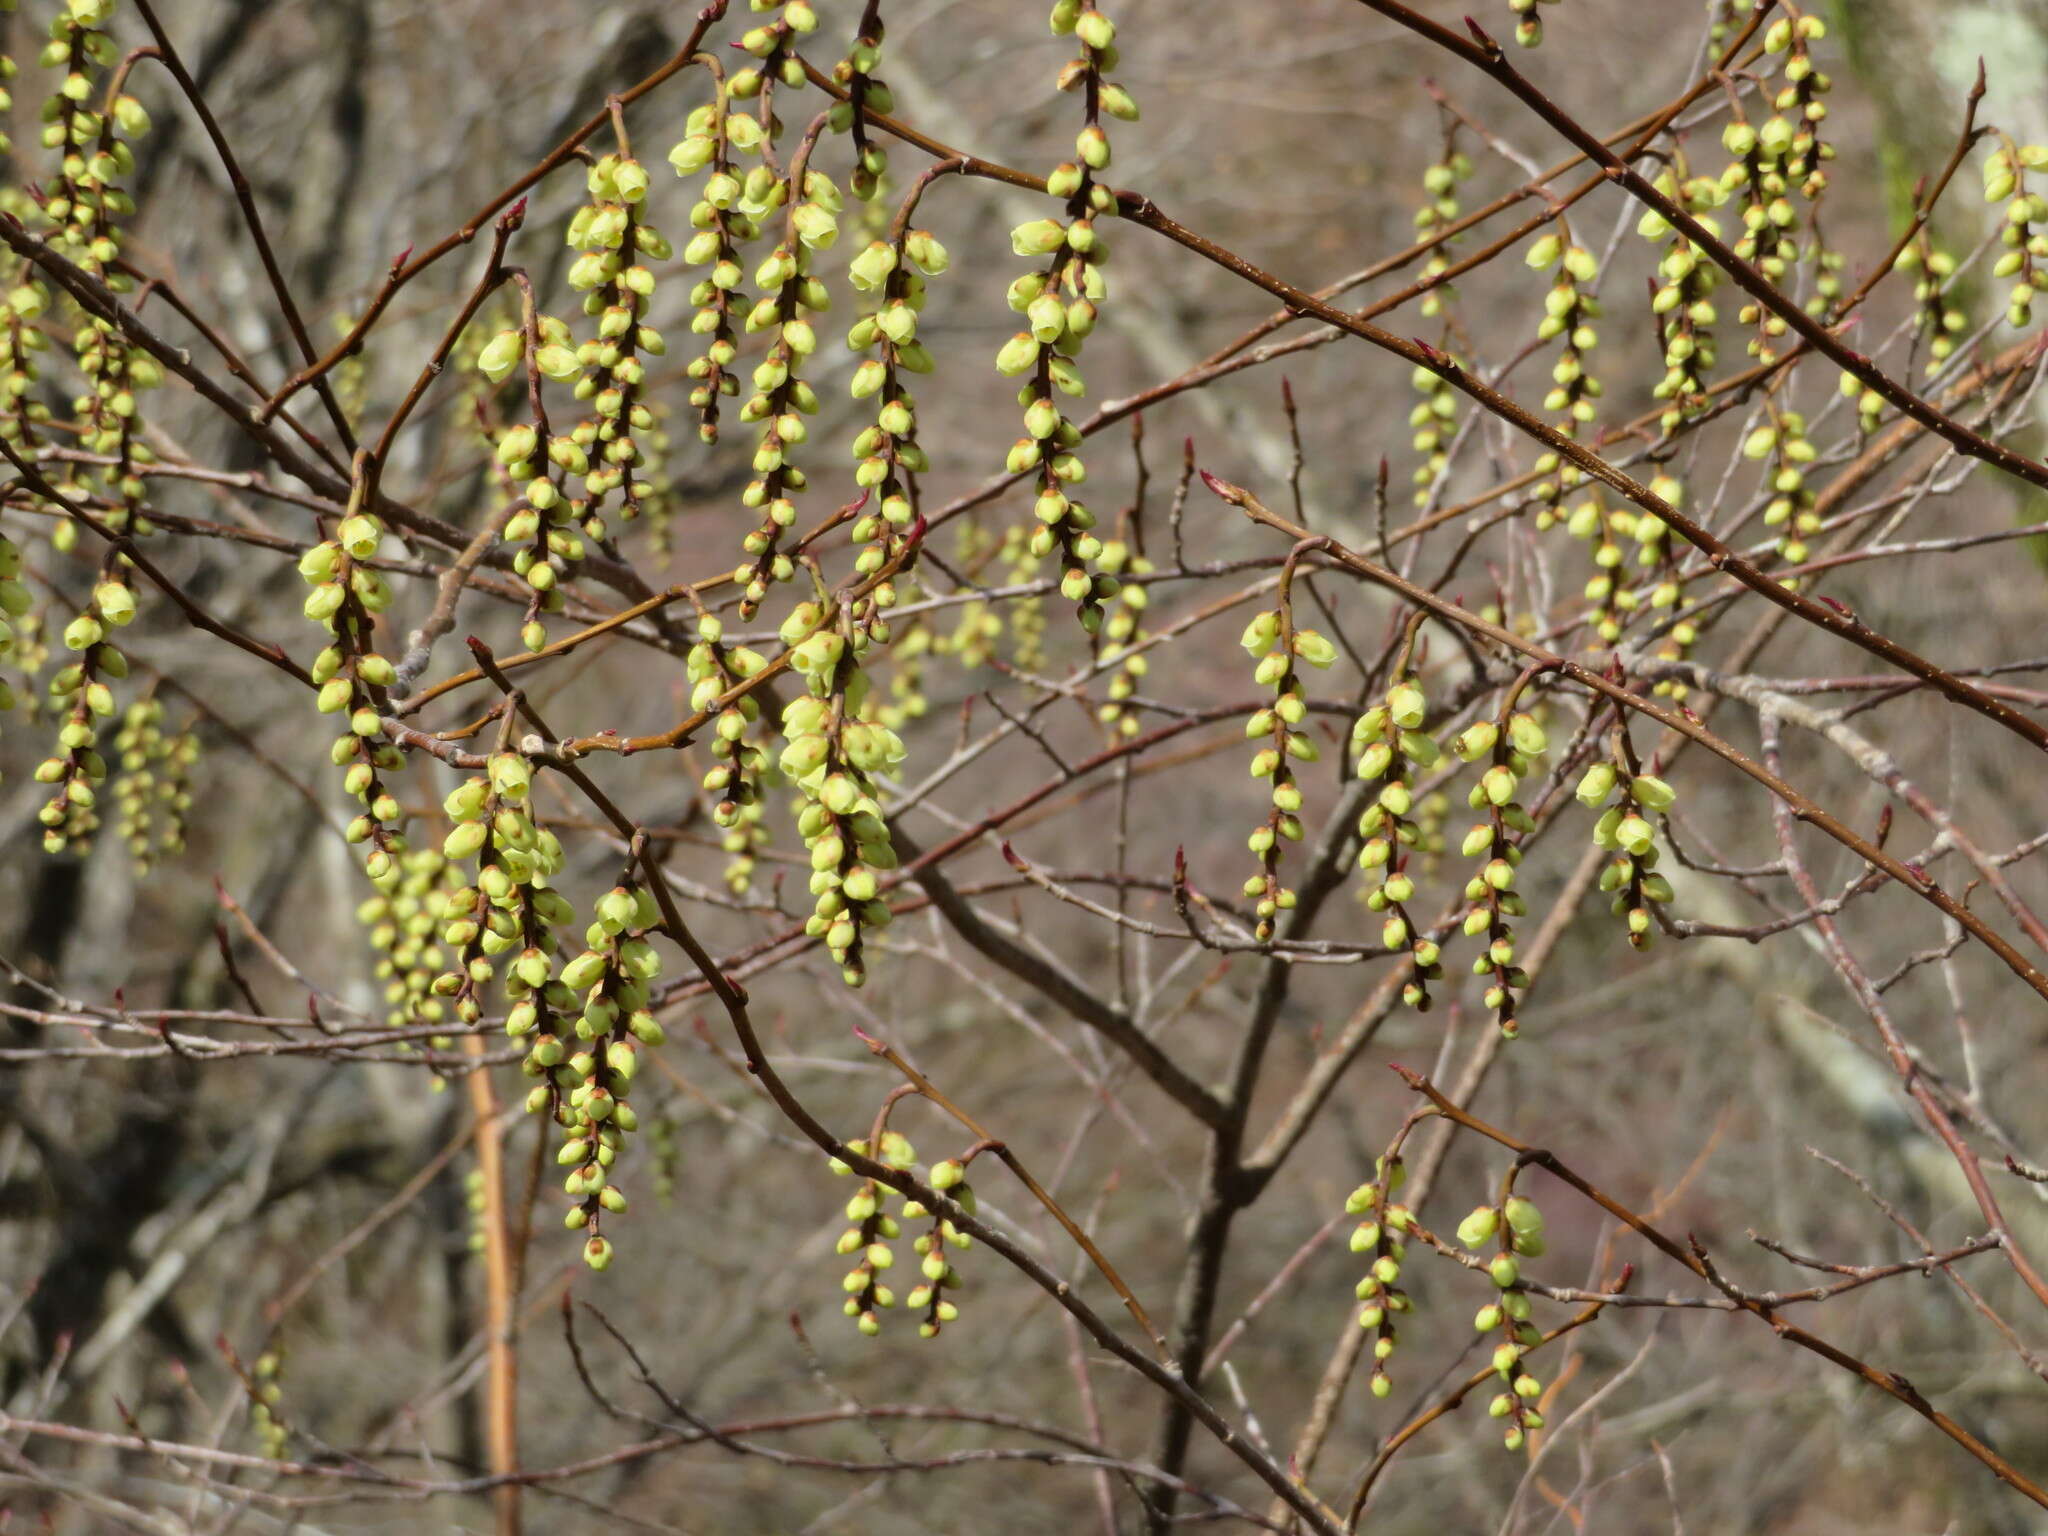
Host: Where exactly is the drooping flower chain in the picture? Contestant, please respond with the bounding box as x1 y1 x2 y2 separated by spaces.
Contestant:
829 1129 915 1336
846 220 948 630
1456 1194 1551 1450
1344 1155 1416 1401
563 149 669 534
1240 606 1333 942
435 749 573 1031
1524 231 1602 518
902 1157 974 1337
110 691 195 871
476 307 583 652
1413 133 1473 322
1353 665 1445 1006
828 0 893 202
1638 162 1727 433
300 507 408 880
1745 407 1819 576
669 70 761 444
35 566 131 851
731 158 840 618
1984 137 2048 330
779 598 904 986
1451 710 1546 1038
359 846 458 1030
552 878 666 1270
1577 747 1678 948
687 612 775 894
1899 236 1966 378
1094 535 1153 739
992 0 1135 637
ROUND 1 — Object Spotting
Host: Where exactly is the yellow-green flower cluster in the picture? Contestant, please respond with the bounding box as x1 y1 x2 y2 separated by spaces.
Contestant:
1352 667 1444 1005
687 613 775 893
1898 238 1965 377
1451 711 1545 1038
1407 360 1458 508
563 151 668 533
1525 232 1601 516
0 277 53 448
1577 755 1678 949
463 1165 490 1252
828 5 895 202
997 524 1045 669
6 608 44 714
247 1348 289 1461
476 314 584 652
669 82 760 444
1457 1195 1549 1450
902 1158 974 1337
731 167 840 618
845 224 947 628
1413 142 1474 319
1984 139 2048 329
110 693 193 871
779 600 903 987
1719 50 1833 359
550 879 665 1270
1241 607 1333 940
1758 12 1832 199
1343 1157 1415 1401
0 28 14 161
432 750 572 1026
69 312 162 528
1746 410 1819 573
35 570 131 852
990 0 1135 636
108 695 161 856
731 0 817 101
875 613 933 734
1560 490 1623 643
38 3 158 519
1093 537 1151 738
1719 115 1799 279
36 3 139 269
647 1110 681 1204
300 516 408 876
1637 164 1727 433
927 524 1014 673
828 1129 917 1336
1580 470 1685 649
1625 468 1683 609
358 847 457 1030
0 526 28 735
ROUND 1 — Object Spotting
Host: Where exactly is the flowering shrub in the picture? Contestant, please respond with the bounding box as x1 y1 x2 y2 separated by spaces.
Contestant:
4 1 2048 1531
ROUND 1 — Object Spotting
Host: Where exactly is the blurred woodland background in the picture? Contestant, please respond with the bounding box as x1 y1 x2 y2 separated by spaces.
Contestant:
4 0 2048 1532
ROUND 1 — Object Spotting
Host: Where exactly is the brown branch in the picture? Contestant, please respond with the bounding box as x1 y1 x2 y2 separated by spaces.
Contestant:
476 684 1353 1536
129 0 361 455
814 54 2048 762
1757 718 2048 1315
0 435 312 687
1350 1 2046 491
853 1028 1170 1354
1393 1068 2048 1510
892 827 1230 1130
1204 476 2048 1007
257 1 733 423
